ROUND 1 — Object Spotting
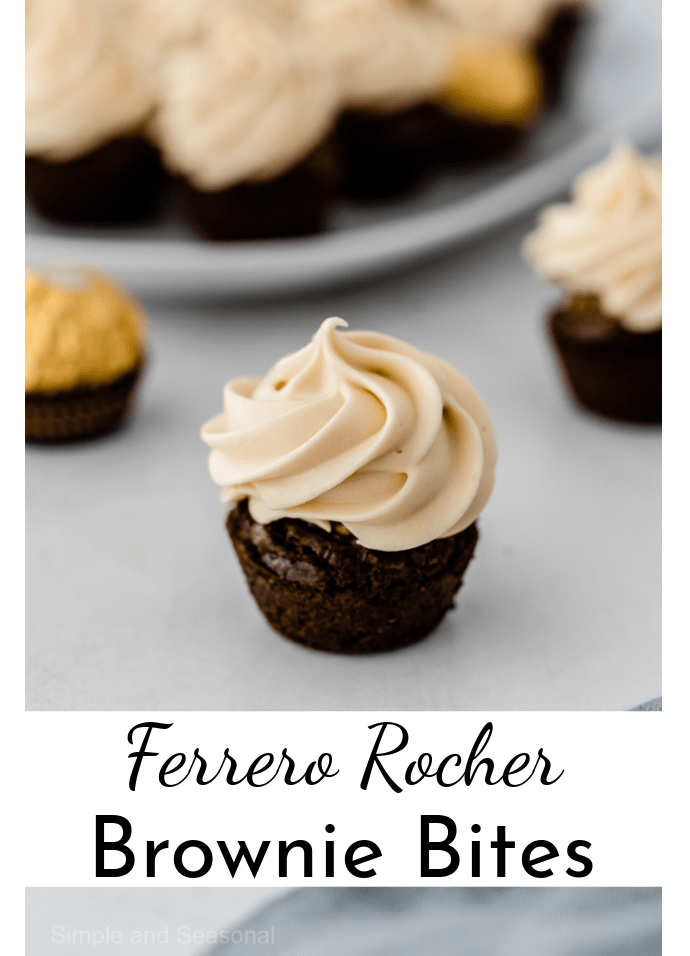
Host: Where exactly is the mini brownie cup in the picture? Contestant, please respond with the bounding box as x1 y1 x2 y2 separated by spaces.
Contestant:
175 139 342 242
227 499 479 654
25 136 163 226
524 143 662 424
534 2 590 106
299 0 456 202
202 318 497 654
25 265 147 443
25 0 160 226
153 4 341 242
548 294 661 424
336 104 442 201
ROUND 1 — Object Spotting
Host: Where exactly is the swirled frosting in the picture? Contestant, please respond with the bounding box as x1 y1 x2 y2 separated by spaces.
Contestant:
25 265 146 393
523 143 662 332
429 0 577 43
298 0 454 110
153 5 340 189
25 0 155 161
201 318 497 552
119 0 234 90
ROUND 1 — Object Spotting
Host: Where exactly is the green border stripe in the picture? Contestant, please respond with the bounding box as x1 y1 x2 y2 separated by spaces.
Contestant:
0 886 24 956
0 0 24 710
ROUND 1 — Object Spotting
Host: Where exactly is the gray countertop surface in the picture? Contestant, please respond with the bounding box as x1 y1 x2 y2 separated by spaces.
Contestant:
26 888 661 956
25 888 288 956
25 213 661 711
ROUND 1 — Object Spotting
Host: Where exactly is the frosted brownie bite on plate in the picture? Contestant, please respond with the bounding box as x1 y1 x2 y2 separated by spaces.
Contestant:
201 317 497 653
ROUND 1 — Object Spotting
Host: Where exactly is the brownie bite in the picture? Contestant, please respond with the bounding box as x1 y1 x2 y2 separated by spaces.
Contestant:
524 143 662 424
534 3 590 106
175 140 341 242
25 0 158 225
153 4 341 241
25 137 163 226
202 317 497 653
548 295 661 424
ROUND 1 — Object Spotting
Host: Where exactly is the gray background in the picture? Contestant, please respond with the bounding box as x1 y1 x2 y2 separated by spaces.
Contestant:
25 888 286 956
26 888 661 956
26 212 661 711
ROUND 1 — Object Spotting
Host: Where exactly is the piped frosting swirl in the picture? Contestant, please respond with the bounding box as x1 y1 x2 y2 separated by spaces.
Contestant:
201 318 496 552
523 143 662 332
429 0 577 43
153 4 340 188
299 0 455 110
25 0 154 161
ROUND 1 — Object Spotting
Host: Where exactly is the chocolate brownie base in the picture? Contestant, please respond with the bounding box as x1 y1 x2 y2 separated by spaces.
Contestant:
176 140 341 241
25 137 163 225
338 5 586 202
227 498 479 654
338 104 525 200
26 364 144 443
549 295 661 424
433 110 527 167
336 105 443 201
535 4 588 107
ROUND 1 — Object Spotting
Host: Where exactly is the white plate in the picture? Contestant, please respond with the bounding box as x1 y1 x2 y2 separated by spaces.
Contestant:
25 0 660 296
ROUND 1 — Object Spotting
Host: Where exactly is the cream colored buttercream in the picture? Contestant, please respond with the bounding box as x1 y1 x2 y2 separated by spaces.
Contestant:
523 143 662 332
201 318 497 552
298 0 454 110
25 265 146 393
25 0 155 161
152 4 340 189
429 0 580 43
119 0 232 89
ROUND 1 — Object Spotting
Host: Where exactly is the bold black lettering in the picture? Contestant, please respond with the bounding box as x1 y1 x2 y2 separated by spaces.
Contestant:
566 841 593 877
146 840 169 877
522 840 559 878
174 840 213 878
278 840 313 877
471 823 481 877
325 824 335 877
216 841 271 877
420 815 459 877
344 841 382 878
490 825 515 877
95 815 135 877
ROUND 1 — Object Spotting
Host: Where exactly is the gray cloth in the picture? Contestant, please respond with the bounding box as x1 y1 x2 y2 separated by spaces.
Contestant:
631 697 662 711
203 887 661 956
